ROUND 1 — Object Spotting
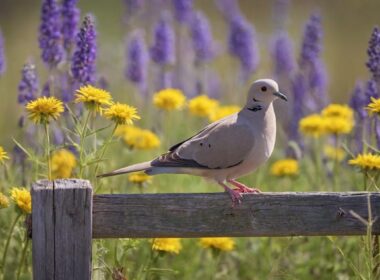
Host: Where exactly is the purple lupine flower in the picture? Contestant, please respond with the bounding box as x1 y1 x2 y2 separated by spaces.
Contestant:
62 0 80 51
172 0 193 23
150 14 175 65
124 0 144 14
289 73 306 141
39 0 65 68
375 118 380 149
41 82 50 97
228 15 259 80
349 81 366 119
126 30 148 87
215 0 240 21
300 13 322 66
365 79 379 102
190 11 215 64
308 58 328 110
18 63 39 104
0 30 5 76
71 14 97 85
271 32 295 76
366 27 380 82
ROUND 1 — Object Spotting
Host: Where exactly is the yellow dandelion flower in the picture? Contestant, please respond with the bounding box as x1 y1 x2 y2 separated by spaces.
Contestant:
104 102 140 125
0 192 10 209
152 238 182 254
324 145 345 161
299 114 327 137
200 237 235 251
324 116 354 134
128 172 152 184
188 95 219 117
270 158 299 177
75 85 112 112
26 96 64 124
117 125 161 150
153 88 186 111
10 187 32 214
321 104 354 120
0 146 10 164
51 149 77 179
348 153 380 170
208 105 240 122
367 97 380 116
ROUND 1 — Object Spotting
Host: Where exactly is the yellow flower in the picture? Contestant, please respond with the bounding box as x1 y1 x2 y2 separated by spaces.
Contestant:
348 153 380 170
208 105 240 122
104 102 140 125
0 192 9 209
152 238 182 254
270 158 299 177
153 88 186 111
0 146 10 164
128 172 152 184
75 85 112 112
200 237 235 251
26 96 64 124
324 145 345 161
299 114 327 137
188 95 219 117
321 104 354 120
367 97 380 115
117 125 161 150
324 116 354 134
51 149 77 179
10 187 32 214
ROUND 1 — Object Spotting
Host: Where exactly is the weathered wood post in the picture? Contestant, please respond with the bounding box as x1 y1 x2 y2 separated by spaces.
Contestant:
32 179 92 280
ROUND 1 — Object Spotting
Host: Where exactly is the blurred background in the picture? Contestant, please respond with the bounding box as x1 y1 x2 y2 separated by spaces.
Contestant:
0 0 379 144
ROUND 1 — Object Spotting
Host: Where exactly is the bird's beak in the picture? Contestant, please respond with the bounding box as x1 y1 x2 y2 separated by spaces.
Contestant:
273 91 288 101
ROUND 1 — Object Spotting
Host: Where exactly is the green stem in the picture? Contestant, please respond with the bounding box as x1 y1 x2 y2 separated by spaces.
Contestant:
44 123 51 180
1 214 22 277
16 238 30 280
333 134 340 190
94 124 118 177
79 110 92 178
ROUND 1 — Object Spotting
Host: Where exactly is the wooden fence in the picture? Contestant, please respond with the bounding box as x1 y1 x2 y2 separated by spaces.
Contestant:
31 179 380 280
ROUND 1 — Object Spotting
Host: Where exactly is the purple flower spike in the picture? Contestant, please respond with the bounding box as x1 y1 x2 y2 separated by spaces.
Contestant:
215 0 240 21
172 0 193 23
126 30 148 87
228 15 259 80
191 11 215 64
0 30 6 76
124 0 144 14
62 0 80 51
300 13 322 66
271 32 295 76
366 26 380 82
18 63 39 104
365 79 379 102
290 73 306 140
39 0 65 68
349 81 366 120
150 14 175 65
71 14 97 85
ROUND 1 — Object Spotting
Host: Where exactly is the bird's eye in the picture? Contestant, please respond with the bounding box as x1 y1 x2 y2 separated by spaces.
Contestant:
261 86 267 92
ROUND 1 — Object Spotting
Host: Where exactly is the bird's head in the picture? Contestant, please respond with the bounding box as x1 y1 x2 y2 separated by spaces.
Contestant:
245 79 287 110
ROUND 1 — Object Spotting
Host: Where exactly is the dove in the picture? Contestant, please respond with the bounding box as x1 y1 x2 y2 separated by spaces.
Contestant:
98 79 287 205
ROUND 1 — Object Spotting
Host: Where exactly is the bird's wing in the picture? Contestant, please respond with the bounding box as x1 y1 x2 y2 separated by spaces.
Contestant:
152 115 255 169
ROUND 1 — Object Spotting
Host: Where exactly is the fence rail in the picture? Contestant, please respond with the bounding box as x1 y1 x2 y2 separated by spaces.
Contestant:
31 179 380 280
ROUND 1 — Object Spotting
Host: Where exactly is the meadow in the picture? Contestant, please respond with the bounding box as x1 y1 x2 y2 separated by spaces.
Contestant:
0 0 380 279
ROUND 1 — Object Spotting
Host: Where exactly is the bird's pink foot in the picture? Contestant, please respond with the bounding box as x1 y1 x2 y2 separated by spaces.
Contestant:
227 179 261 193
219 182 242 206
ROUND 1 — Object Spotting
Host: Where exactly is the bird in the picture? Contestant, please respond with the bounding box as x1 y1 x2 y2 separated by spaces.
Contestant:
98 79 287 206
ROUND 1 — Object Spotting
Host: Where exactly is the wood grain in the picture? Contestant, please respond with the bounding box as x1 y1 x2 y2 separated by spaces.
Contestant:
92 192 380 238
32 179 92 280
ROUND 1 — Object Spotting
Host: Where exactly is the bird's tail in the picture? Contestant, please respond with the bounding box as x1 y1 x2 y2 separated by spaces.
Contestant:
97 161 152 178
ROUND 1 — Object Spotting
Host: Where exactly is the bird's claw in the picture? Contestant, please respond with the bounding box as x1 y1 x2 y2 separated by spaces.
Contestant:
233 186 261 193
225 188 243 207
